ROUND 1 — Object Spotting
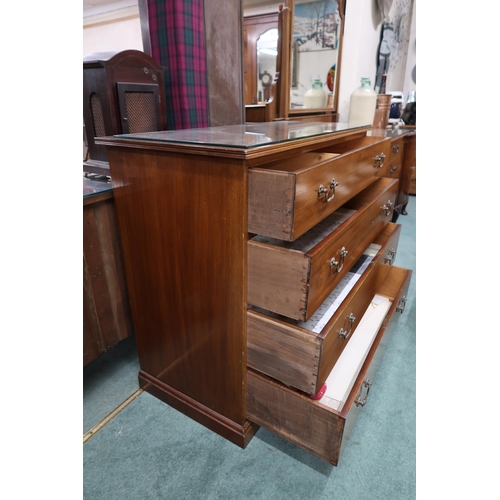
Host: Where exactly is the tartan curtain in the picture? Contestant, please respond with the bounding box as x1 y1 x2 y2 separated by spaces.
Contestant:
147 0 209 129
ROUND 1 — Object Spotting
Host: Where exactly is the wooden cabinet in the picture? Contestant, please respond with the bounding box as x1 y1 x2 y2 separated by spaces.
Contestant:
83 178 134 366
99 121 412 465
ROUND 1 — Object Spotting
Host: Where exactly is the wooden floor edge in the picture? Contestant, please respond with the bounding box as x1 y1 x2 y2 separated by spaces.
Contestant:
83 388 144 444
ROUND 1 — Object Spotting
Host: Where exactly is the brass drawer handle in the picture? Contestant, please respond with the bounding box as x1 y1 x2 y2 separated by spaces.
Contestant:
392 144 400 153
389 165 398 173
380 199 393 217
338 313 356 340
374 153 386 168
355 379 372 407
318 178 339 203
330 247 348 273
396 295 407 313
384 248 397 265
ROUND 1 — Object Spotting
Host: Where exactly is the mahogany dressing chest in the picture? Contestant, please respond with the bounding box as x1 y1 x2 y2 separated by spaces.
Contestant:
98 121 413 465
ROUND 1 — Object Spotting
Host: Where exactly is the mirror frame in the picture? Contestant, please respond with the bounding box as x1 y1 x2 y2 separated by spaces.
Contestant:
245 0 346 123
285 0 346 119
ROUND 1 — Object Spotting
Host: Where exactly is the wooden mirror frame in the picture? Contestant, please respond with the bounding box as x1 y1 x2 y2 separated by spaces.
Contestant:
245 0 346 123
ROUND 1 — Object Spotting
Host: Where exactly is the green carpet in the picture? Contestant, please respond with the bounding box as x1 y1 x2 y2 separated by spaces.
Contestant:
83 196 416 500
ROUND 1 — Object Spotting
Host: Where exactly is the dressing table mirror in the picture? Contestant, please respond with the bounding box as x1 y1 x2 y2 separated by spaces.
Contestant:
244 0 346 123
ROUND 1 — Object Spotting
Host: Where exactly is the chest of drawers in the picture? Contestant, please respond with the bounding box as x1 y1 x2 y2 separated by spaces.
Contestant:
99 121 412 466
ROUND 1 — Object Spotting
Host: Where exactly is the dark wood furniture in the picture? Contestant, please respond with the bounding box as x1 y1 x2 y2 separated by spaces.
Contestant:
83 178 134 366
98 121 412 465
83 50 167 175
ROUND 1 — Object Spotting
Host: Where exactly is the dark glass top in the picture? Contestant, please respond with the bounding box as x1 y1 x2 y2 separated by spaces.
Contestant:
114 121 368 150
83 177 113 198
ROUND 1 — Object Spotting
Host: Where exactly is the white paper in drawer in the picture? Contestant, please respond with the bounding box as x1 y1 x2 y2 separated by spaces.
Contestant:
298 243 381 334
319 294 392 412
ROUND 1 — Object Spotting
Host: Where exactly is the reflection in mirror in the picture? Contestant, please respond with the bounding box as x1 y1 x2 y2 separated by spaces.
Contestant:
256 28 279 102
290 0 342 109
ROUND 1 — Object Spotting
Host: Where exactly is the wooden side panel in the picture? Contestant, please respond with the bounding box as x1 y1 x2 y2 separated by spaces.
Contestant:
248 241 310 320
247 369 345 465
248 169 296 240
247 309 321 395
109 147 248 426
83 196 134 366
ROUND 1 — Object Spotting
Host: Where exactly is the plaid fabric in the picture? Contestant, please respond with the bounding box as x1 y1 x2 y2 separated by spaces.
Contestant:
148 0 209 129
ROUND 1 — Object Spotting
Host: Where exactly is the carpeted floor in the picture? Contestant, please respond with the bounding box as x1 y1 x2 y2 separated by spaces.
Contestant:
83 195 416 500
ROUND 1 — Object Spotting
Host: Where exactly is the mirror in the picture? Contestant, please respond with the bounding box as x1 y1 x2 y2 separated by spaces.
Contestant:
290 0 343 110
256 28 279 102
243 0 345 122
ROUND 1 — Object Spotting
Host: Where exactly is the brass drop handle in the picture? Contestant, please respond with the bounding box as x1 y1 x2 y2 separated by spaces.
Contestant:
318 178 339 203
355 379 372 407
380 200 393 217
384 248 397 265
396 295 407 314
330 247 348 273
374 153 386 168
338 313 356 340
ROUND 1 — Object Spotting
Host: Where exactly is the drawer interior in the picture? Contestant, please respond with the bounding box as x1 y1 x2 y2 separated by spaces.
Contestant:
317 135 389 155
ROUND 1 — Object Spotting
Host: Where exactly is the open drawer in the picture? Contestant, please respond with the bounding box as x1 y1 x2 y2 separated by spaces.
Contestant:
248 222 401 395
247 264 412 466
248 177 399 322
248 136 392 241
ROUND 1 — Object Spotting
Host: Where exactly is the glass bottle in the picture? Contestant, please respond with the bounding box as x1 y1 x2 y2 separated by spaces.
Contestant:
348 78 377 126
303 78 327 109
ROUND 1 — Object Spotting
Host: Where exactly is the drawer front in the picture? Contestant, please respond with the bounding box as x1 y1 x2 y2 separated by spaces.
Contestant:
247 265 412 466
248 178 398 322
373 222 401 266
247 223 403 395
380 137 404 179
248 137 392 241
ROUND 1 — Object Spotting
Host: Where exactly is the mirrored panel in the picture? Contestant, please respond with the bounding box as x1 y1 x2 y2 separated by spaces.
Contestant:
256 28 279 102
290 0 342 109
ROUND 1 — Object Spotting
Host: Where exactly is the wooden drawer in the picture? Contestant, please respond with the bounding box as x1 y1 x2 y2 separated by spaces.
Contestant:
247 264 412 466
381 137 404 179
247 222 402 395
248 136 392 241
248 177 398 321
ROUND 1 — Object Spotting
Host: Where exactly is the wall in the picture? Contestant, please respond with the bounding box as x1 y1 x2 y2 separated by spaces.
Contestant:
83 2 143 57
